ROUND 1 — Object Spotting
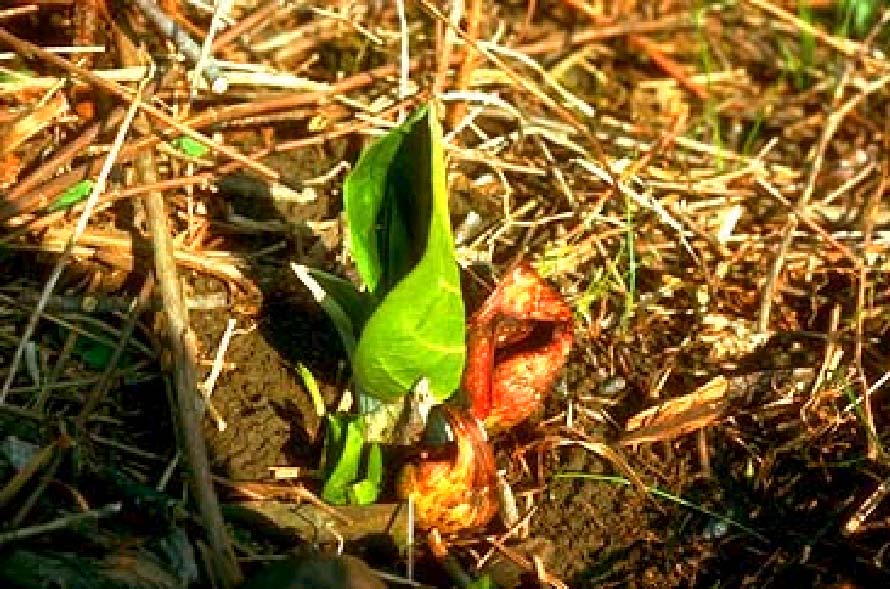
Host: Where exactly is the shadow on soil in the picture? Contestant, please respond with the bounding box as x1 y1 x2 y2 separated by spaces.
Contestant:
191 142 359 482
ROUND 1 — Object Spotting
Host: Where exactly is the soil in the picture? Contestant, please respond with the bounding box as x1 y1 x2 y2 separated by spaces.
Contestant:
193 281 344 480
527 360 890 588
191 145 353 480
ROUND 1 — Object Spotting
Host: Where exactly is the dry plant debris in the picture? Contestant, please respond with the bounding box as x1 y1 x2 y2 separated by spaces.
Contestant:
0 1 888 588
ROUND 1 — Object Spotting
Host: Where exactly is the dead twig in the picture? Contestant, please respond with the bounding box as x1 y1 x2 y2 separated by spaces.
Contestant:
133 0 226 92
110 16 241 584
0 434 70 511
0 77 143 403
856 136 888 461
0 28 277 180
0 501 121 546
76 277 154 421
758 72 890 332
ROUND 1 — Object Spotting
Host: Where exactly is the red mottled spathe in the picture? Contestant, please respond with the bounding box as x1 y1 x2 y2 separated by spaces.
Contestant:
463 263 574 432
396 406 498 533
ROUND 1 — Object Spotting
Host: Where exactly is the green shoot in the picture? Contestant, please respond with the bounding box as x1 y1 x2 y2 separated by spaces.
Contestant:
297 363 325 418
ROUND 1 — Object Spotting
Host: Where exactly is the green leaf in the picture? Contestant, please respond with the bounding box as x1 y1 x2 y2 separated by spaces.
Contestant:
48 180 93 212
297 363 325 417
321 414 364 505
79 342 114 371
292 263 359 357
0 69 34 83
307 268 372 334
348 442 382 505
344 106 431 296
348 104 466 402
172 135 210 158
467 575 496 589
70 337 133 372
320 414 382 505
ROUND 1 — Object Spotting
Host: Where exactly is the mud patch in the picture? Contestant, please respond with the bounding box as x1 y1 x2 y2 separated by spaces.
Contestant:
191 272 346 481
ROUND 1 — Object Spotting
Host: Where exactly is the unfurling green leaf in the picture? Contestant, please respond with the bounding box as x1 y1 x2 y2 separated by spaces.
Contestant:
346 104 465 402
311 103 467 506
291 263 363 358
306 267 372 335
320 414 382 505
344 109 421 296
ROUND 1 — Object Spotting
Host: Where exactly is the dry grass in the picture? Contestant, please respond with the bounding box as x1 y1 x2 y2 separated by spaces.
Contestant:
0 1 889 587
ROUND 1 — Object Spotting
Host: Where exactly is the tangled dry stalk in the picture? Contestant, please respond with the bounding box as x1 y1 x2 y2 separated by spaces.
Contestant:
0 1 889 587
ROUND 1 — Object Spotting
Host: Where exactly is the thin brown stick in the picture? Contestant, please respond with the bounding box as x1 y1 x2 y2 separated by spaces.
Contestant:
112 17 241 580
757 72 890 332
0 113 120 222
0 6 39 20
136 149 242 587
0 168 90 226
8 173 215 237
0 501 121 546
449 0 479 127
627 34 709 101
561 0 709 100
77 277 154 421
274 95 421 152
757 179 862 268
418 0 574 127
746 0 861 57
0 79 143 402
2 58 433 226
10 443 64 527
26 227 255 292
212 1 281 51
515 14 694 57
416 0 612 178
0 438 52 510
857 146 887 461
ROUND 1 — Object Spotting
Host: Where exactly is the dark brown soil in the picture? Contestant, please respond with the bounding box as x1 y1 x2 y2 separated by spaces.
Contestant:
526 362 890 588
532 474 664 587
191 145 353 481
193 284 344 480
